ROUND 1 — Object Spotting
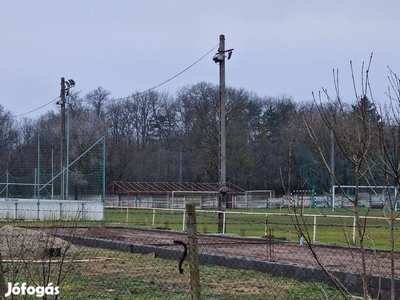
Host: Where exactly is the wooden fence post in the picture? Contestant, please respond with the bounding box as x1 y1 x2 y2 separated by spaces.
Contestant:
186 203 201 299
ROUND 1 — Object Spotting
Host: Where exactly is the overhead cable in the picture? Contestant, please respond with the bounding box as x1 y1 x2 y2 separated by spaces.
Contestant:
12 44 219 118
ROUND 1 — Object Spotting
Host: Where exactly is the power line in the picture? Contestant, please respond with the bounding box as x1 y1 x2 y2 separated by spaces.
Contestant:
12 96 60 118
107 43 219 103
140 44 219 93
12 44 219 118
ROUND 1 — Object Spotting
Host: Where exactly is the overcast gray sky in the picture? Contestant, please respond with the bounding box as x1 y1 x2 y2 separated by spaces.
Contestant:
1 0 399 118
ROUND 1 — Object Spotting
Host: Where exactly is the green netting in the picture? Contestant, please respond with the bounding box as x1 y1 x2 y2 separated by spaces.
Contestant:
0 134 105 201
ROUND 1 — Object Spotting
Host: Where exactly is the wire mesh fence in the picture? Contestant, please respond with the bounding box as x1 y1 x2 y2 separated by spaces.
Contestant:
0 204 399 299
0 134 105 222
0 133 105 202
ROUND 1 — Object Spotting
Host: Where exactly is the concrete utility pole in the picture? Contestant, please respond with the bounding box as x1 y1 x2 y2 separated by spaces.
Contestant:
59 77 66 199
213 34 233 233
57 77 75 200
218 35 227 234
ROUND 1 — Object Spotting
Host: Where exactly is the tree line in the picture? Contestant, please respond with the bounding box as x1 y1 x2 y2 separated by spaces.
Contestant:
0 78 398 196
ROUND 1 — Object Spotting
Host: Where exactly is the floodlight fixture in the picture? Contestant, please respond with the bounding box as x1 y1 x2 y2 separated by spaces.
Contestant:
64 79 75 96
66 79 75 88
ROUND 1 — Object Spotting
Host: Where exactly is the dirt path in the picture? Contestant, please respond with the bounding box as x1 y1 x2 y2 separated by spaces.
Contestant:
60 226 399 278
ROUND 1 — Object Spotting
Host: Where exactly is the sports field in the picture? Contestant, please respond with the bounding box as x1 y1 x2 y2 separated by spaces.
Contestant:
105 206 400 250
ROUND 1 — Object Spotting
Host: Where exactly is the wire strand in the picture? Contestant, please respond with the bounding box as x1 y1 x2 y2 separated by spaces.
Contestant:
141 44 219 93
107 43 219 102
12 96 60 118
12 44 219 118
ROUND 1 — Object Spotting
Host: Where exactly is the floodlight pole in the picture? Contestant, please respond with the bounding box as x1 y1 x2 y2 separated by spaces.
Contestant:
58 77 74 200
60 77 66 199
218 34 227 233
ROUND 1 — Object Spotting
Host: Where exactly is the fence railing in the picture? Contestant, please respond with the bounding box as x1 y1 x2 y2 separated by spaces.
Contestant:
105 206 400 247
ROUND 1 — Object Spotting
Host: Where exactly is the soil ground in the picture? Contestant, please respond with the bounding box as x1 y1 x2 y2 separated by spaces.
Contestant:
60 226 399 278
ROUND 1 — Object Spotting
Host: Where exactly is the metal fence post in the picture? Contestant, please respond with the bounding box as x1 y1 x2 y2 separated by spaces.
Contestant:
182 209 186 232
14 202 18 220
37 200 40 220
313 215 317 243
186 203 201 299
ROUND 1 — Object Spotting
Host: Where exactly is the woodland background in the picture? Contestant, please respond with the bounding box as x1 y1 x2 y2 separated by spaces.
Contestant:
0 78 394 196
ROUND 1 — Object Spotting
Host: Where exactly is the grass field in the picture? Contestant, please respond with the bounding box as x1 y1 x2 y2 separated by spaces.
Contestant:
3 247 351 299
0 206 397 250
105 206 400 250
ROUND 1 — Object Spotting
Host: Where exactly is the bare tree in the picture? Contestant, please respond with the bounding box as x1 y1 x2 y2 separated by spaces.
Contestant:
175 82 220 182
303 57 380 299
84 86 111 118
363 67 400 300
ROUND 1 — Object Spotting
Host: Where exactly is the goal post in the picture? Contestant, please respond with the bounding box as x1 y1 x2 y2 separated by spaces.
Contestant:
291 189 315 210
169 190 219 209
237 190 276 209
